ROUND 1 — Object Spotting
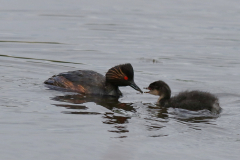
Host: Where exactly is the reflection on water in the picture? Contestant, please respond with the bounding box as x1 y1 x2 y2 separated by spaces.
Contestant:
173 109 220 123
146 105 169 120
52 94 135 134
103 113 130 124
52 94 136 112
51 93 220 136
55 104 88 110
145 103 220 123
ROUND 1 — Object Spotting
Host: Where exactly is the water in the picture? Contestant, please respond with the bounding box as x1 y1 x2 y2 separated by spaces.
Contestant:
1 0 240 159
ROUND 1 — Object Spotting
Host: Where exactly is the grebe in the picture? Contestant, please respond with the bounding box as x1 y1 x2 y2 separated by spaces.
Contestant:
44 63 143 97
145 80 221 112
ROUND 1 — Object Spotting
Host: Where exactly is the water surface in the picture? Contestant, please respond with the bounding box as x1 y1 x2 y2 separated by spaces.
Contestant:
1 0 240 159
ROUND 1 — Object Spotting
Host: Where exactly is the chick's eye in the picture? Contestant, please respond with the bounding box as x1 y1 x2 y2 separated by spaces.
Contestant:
124 76 128 80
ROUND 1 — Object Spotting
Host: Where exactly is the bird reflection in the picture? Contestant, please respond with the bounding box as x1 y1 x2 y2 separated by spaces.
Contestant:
173 110 220 124
51 94 136 134
52 94 136 112
146 105 169 120
51 93 220 137
146 103 219 124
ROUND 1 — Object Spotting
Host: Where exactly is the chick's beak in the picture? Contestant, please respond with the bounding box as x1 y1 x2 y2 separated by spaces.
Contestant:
130 82 143 93
143 87 150 93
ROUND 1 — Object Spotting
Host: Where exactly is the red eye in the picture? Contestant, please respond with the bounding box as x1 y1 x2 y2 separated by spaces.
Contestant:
124 76 128 80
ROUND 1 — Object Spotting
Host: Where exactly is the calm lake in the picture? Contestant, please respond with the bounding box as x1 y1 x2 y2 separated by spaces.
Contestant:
0 0 240 159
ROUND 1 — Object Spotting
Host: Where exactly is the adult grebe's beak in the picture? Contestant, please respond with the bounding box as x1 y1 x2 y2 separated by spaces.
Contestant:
129 81 143 93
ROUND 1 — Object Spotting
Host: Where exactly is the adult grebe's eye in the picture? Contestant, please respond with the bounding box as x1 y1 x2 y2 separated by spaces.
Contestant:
124 76 128 80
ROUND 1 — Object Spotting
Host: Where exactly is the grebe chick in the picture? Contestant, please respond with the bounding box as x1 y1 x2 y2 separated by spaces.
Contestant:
44 63 143 97
145 80 221 112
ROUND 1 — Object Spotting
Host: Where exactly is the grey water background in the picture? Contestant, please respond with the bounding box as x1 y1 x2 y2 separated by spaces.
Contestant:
1 0 240 159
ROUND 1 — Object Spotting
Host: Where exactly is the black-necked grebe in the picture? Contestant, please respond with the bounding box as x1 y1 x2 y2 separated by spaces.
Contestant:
44 63 143 97
145 80 221 112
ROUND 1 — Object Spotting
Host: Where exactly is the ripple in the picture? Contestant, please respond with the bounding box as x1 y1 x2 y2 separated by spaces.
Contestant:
0 40 62 44
0 54 84 65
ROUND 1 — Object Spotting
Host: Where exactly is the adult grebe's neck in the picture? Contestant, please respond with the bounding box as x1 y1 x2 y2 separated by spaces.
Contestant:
105 81 122 97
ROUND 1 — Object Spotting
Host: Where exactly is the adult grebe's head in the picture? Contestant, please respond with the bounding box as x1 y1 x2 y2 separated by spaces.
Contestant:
106 63 143 93
144 80 171 100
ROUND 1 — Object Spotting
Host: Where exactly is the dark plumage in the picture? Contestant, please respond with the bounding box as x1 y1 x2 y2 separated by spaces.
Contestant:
145 80 221 112
44 63 143 97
